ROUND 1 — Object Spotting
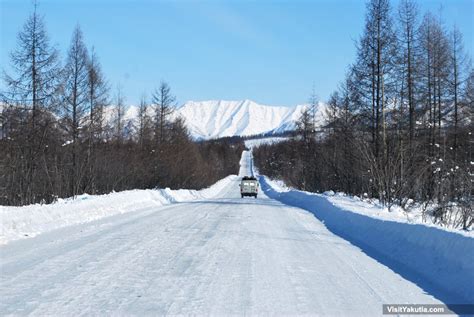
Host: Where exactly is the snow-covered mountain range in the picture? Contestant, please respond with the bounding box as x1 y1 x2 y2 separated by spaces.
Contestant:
117 99 327 140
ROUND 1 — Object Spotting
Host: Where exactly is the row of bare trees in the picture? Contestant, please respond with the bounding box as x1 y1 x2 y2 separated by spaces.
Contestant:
0 6 244 206
254 0 472 230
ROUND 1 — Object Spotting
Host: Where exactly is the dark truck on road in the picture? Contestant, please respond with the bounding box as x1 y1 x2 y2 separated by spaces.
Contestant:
240 176 259 198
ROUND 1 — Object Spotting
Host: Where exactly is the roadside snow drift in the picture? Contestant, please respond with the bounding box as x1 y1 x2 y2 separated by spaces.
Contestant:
0 175 237 245
260 176 474 305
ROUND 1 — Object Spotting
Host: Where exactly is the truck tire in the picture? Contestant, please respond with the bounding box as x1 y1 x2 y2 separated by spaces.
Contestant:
241 194 244 198
254 195 257 199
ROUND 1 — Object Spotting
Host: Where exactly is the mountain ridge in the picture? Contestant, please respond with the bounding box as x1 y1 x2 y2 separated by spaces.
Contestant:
113 99 327 140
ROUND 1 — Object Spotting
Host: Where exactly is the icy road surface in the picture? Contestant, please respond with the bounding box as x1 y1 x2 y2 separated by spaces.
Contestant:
0 151 441 315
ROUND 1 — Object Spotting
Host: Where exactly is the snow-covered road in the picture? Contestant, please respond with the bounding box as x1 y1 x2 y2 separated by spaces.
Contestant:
0 152 442 315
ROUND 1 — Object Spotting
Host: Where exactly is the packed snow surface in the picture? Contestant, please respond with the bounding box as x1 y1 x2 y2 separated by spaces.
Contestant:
2 151 470 315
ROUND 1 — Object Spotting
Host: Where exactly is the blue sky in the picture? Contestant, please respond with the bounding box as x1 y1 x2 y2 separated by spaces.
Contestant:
1 0 472 106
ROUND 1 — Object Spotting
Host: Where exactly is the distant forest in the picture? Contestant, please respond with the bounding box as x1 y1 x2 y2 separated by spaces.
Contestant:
0 5 244 206
254 0 473 229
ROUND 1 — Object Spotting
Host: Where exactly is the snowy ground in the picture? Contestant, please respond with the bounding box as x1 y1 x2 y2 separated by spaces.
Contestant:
261 176 474 306
0 176 235 245
0 151 468 315
263 178 473 237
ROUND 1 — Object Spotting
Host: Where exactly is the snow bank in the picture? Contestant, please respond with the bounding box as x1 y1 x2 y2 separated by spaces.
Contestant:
0 175 237 245
260 176 474 304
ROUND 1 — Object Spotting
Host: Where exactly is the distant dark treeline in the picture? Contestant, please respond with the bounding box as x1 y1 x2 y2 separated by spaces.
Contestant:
0 6 244 206
254 0 473 230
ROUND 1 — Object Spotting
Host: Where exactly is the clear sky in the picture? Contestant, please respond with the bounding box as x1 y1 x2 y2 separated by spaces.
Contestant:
1 0 473 107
